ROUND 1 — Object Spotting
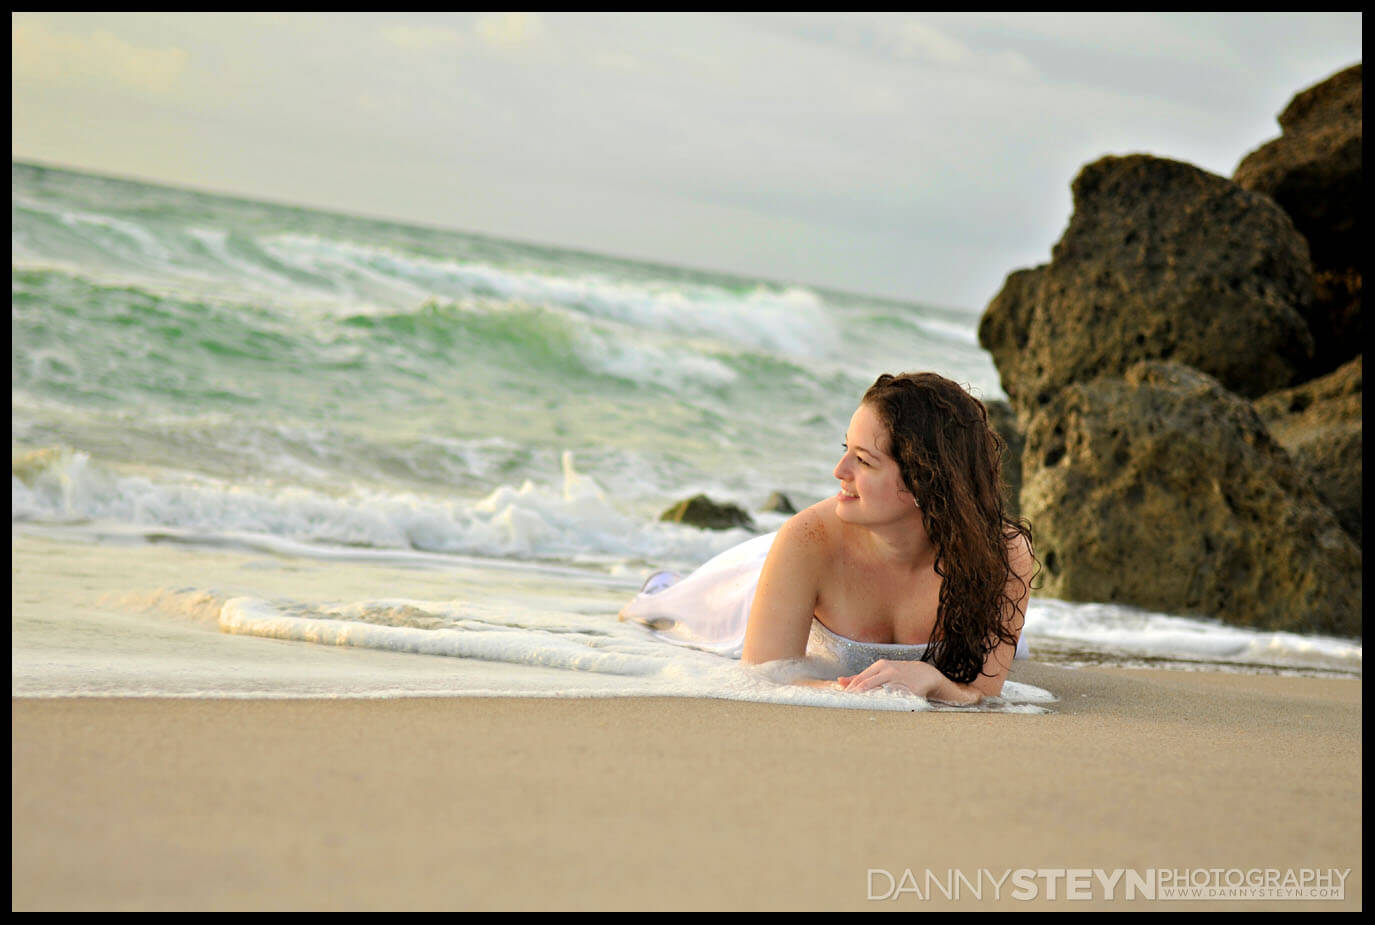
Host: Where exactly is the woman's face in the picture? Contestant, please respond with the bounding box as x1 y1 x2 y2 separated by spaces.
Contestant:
832 402 921 526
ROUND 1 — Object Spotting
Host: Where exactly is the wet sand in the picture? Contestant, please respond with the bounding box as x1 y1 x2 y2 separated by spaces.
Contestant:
11 662 1362 910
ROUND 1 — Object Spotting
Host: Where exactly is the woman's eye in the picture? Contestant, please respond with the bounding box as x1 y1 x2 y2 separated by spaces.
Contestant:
842 442 870 466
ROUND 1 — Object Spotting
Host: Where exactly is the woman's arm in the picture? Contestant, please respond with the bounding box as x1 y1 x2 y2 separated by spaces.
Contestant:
741 509 828 665
838 532 1034 704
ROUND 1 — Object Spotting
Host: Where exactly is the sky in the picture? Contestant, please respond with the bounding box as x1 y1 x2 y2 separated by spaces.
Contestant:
10 12 1364 311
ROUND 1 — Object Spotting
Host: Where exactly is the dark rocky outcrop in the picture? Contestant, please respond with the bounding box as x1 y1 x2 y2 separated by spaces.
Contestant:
660 494 757 531
980 155 1315 416
977 266 1044 408
981 398 1024 519
1020 362 1360 636
759 491 798 515
1254 355 1363 545
1308 266 1363 378
975 67 1363 638
1234 64 1362 377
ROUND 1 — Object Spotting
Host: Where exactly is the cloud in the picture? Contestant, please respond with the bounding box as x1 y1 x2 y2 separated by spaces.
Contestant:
592 51 640 73
12 19 189 95
888 20 969 64
884 18 1037 78
474 12 544 50
381 24 465 51
752 14 1039 82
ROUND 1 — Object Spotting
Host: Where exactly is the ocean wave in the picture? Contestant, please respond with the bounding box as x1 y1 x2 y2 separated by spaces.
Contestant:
13 194 172 262
15 188 985 403
183 226 325 294
338 298 743 390
12 262 803 402
78 580 1046 710
11 447 756 569
260 232 839 357
213 594 1050 711
16 199 844 363
18 446 1357 673
1024 597 1362 675
14 164 980 380
220 596 671 676
913 315 981 346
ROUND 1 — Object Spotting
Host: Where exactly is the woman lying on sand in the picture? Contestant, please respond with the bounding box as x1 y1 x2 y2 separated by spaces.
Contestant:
621 372 1035 705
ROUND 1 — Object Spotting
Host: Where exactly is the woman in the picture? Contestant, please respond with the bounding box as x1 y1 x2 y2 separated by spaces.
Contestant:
621 372 1035 705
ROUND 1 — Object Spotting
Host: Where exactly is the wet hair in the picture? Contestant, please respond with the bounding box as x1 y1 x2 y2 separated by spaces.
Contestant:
862 372 1035 685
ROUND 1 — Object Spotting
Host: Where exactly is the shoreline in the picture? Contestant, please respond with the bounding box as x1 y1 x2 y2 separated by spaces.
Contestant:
12 663 1362 910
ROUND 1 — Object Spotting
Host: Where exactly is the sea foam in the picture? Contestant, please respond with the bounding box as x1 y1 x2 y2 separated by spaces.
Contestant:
1025 597 1362 675
214 594 1054 712
11 447 755 569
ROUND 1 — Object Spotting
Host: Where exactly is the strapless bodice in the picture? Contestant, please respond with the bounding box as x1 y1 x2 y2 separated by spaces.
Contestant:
805 618 930 675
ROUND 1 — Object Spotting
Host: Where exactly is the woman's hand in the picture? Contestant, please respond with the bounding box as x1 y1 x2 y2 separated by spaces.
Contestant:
837 659 982 705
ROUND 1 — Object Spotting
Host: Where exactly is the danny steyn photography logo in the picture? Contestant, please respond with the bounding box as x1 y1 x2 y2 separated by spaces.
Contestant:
867 868 1351 902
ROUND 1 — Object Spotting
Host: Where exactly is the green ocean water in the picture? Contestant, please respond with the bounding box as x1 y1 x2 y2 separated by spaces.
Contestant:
12 160 1003 564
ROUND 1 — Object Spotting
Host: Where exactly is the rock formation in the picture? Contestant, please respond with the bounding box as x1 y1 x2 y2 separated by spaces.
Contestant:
976 65 1362 636
981 399 1024 520
980 155 1315 416
759 491 798 515
1021 362 1360 636
661 494 757 531
1235 64 1362 377
1254 355 1363 545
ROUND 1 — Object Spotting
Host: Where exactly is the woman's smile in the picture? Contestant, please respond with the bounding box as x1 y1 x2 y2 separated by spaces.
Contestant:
832 403 920 524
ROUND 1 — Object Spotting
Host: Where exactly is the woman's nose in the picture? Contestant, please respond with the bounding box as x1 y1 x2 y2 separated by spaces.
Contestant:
833 454 851 480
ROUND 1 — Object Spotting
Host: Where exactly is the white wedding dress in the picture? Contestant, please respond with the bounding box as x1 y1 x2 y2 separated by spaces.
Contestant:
622 531 1029 675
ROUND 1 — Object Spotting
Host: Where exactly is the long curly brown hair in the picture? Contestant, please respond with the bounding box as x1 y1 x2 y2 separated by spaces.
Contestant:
862 372 1035 684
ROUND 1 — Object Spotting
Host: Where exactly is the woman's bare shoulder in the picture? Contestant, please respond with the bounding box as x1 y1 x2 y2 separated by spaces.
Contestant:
776 497 841 556
1005 528 1034 569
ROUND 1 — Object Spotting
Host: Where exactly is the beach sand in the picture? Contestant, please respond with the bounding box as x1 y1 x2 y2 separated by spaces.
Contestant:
12 663 1361 910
